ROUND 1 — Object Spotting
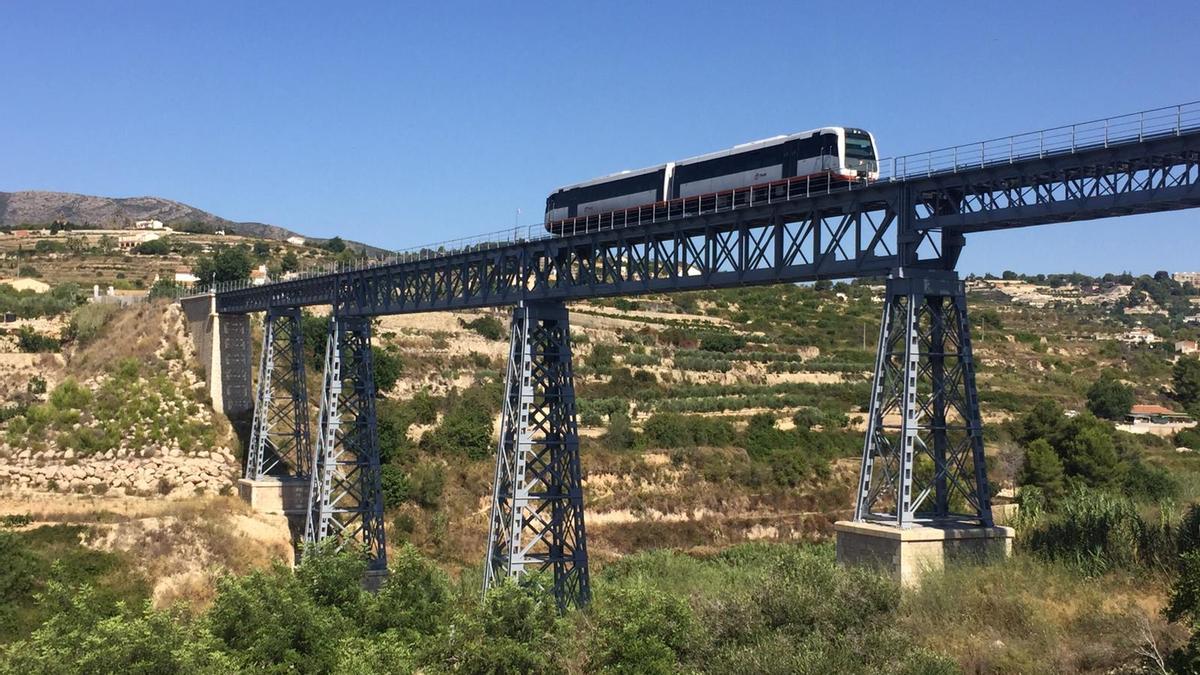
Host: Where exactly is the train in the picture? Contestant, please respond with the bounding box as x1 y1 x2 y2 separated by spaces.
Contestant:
544 127 879 233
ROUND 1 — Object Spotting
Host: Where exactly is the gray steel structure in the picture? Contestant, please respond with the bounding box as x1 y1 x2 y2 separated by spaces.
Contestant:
854 271 991 526
303 316 387 571
483 301 590 610
187 101 1200 601
246 306 311 480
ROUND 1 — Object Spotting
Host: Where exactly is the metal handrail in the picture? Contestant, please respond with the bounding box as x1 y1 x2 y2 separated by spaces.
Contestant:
192 99 1200 297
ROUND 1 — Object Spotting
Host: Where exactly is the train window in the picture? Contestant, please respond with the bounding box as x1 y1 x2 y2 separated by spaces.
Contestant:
845 133 875 160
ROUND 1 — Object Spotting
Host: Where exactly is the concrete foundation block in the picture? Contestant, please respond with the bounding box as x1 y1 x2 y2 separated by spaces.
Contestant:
834 520 1014 587
237 477 310 515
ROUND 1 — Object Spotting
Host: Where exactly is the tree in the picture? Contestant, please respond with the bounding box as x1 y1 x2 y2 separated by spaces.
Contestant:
1085 373 1134 420
133 238 170 255
1018 399 1067 446
281 250 300 273
1057 416 1122 489
321 236 346 253
1020 438 1066 498
252 241 271 260
372 347 403 395
1176 357 1200 411
604 410 634 450
193 246 254 283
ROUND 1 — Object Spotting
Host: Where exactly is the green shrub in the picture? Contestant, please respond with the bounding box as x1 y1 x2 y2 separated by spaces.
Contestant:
66 303 119 345
642 413 735 448
587 583 696 673
1023 488 1175 574
366 544 451 638
14 327 58 353
459 315 506 341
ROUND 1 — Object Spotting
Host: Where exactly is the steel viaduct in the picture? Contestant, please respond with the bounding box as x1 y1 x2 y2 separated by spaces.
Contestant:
181 101 1200 609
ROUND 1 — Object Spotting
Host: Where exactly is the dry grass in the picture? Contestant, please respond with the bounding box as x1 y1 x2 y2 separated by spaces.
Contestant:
900 553 1187 674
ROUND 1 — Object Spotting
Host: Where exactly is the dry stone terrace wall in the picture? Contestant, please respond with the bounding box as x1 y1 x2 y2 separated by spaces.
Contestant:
0 444 238 497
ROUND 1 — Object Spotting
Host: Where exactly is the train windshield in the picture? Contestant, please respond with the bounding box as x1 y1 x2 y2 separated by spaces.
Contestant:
844 132 875 160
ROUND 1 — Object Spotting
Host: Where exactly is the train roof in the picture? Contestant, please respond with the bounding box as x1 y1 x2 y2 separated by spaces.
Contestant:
550 127 850 193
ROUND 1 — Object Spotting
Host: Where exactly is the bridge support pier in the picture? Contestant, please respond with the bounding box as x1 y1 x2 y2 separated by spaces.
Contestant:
303 315 387 574
838 270 1011 585
483 300 590 611
240 306 312 516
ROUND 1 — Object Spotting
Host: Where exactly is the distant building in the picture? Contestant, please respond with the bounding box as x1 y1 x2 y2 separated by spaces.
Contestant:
1178 340 1199 356
134 219 165 230
286 236 306 246
1187 314 1200 326
1173 272 1200 286
174 270 200 284
118 232 163 250
214 230 227 236
1117 326 1161 344
1123 305 1169 317
1119 404 1197 437
250 264 269 286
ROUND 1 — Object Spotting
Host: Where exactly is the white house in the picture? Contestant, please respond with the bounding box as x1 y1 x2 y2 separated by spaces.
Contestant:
1178 340 1200 357
286 236 306 246
134 219 165 230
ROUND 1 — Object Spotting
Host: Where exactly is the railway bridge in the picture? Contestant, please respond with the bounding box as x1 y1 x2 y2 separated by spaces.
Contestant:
182 101 1200 608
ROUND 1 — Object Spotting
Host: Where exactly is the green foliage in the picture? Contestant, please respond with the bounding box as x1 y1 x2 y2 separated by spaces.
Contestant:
280 250 300 272
642 413 735 448
1020 438 1066 498
14 327 59 353
132 238 170 255
603 410 634 451
66 303 118 345
587 583 695 673
1167 551 1200 673
587 343 616 371
193 245 254 283
1176 357 1200 411
1085 372 1134 420
407 461 445 509
321 236 347 253
366 545 450 638
372 347 403 394
460 315 506 340
434 579 564 675
1023 488 1177 575
0 283 78 319
296 543 368 613
421 389 494 460
1178 427 1200 450
208 564 344 672
699 332 746 354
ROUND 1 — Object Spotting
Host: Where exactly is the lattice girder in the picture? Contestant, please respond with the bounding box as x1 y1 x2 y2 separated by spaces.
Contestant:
484 301 590 611
854 271 993 527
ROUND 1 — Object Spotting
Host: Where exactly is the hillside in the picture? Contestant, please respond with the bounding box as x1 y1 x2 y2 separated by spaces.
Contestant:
3 243 1200 671
0 191 300 241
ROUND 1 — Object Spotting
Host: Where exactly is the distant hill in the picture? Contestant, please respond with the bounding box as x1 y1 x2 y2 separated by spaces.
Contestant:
0 190 301 239
0 190 383 253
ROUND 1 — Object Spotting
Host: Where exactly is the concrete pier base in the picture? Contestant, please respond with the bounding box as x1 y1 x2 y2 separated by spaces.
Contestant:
834 520 1014 587
237 477 310 515
363 568 389 592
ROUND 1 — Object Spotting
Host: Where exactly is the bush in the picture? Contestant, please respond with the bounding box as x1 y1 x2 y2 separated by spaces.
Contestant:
372 347 403 394
421 391 493 460
642 413 735 448
132 238 170 255
460 315 507 341
587 583 695 673
366 544 451 638
699 332 746 354
604 411 634 451
1178 427 1200 450
1085 373 1134 420
1024 488 1175 575
15 327 59 353
66 303 119 345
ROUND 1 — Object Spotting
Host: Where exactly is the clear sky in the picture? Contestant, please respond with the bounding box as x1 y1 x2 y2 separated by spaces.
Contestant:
2 1 1196 276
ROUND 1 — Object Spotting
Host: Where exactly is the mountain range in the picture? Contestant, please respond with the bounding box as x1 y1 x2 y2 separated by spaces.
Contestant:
1 190 316 243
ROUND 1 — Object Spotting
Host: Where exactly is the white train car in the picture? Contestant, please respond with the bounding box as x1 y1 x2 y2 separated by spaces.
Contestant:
545 127 879 233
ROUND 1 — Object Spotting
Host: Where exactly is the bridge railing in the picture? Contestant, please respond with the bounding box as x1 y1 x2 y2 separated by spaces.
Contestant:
884 100 1200 179
198 100 1200 298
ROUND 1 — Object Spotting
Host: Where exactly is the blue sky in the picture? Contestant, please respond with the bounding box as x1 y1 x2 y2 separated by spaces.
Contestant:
1 1 1196 275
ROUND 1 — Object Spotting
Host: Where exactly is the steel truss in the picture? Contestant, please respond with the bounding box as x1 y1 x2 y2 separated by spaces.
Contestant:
484 301 590 610
246 306 311 480
303 316 387 570
213 131 1200 316
854 271 993 527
